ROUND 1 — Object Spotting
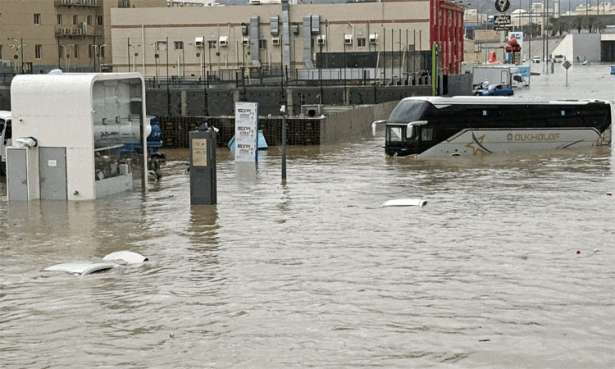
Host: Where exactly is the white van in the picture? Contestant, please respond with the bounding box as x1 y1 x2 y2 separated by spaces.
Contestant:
0 111 12 176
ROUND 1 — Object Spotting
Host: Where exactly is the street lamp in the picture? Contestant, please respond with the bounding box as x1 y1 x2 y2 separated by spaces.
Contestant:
7 38 25 74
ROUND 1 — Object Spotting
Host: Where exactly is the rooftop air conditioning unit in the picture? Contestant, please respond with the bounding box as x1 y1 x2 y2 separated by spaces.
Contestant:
219 36 228 47
369 33 378 45
317 35 326 46
344 34 353 46
195 36 204 48
272 36 280 46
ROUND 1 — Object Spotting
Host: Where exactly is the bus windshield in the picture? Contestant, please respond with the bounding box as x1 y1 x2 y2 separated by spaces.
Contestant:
388 100 429 123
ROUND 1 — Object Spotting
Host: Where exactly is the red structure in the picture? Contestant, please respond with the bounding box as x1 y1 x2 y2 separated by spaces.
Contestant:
430 0 464 74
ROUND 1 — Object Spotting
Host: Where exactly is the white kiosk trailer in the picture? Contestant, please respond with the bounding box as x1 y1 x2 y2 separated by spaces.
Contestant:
7 72 148 201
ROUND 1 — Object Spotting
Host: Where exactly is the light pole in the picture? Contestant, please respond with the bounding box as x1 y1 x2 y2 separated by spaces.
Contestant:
8 38 25 74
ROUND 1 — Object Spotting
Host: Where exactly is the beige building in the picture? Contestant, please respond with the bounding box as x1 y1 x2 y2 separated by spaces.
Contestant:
0 0 164 73
110 1 433 78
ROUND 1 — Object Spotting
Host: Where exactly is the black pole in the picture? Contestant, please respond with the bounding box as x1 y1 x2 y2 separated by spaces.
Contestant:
203 35 208 116
166 37 170 116
413 30 416 82
391 28 394 84
280 37 287 184
343 43 346 94
405 29 409 82
20 38 24 74
281 108 287 183
383 30 386 84
319 42 323 105
127 37 131 72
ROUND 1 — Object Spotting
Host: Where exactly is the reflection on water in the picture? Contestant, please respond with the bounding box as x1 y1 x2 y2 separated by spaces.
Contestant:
3 65 615 368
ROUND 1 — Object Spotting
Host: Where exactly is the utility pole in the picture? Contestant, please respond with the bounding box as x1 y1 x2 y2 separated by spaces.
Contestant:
127 37 131 72
165 37 170 116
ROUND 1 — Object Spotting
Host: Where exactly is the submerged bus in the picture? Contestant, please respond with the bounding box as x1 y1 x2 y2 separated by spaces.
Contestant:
384 97 612 158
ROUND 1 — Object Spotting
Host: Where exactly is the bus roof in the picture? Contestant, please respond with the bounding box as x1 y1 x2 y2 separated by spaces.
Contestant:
0 111 11 120
402 96 609 107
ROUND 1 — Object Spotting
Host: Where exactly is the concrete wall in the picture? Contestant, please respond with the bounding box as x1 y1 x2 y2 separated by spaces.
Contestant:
320 101 398 144
145 84 433 117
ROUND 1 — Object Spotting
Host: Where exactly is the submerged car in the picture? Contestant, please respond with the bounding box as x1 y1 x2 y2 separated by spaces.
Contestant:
475 83 514 96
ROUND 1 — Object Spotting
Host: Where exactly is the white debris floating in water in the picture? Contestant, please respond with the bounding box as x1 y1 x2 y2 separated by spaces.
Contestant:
44 262 116 276
382 198 427 208
102 251 148 265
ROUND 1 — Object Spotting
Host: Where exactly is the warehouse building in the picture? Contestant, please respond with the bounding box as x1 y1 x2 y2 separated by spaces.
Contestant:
110 0 464 80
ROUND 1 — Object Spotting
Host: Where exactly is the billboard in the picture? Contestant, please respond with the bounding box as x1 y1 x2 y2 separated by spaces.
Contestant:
234 102 259 162
508 31 524 48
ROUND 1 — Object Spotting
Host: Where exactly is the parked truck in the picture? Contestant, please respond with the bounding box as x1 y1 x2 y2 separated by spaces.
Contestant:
0 110 11 176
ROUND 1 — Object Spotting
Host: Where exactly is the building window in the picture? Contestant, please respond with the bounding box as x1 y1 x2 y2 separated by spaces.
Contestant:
74 44 79 58
35 44 42 59
58 45 64 59
73 15 78 25
97 16 103 26
101 46 105 58
34 13 41 25
88 44 93 58
259 39 267 49
357 37 366 47
174 41 184 50
0 45 3 60
207 40 217 49
57 14 62 25
87 15 93 25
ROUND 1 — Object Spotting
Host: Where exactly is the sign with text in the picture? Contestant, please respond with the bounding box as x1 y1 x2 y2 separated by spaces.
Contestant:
234 102 259 162
508 31 524 48
494 15 511 25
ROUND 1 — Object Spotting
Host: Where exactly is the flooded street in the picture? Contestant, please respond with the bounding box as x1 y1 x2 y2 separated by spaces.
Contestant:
3 65 615 368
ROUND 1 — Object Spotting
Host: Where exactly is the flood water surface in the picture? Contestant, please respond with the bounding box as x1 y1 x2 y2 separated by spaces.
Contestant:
3 66 615 368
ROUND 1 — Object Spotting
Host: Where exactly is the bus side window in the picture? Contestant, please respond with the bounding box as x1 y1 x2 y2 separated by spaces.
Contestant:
5 120 11 140
421 127 433 141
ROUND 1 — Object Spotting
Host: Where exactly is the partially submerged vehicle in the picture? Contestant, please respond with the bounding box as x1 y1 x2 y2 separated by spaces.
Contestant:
474 83 514 96
0 110 11 175
383 96 612 158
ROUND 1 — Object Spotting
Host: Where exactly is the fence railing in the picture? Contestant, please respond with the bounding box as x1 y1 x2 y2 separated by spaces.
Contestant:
144 67 432 89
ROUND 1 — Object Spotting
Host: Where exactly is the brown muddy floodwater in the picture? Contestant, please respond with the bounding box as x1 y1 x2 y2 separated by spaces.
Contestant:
2 65 615 368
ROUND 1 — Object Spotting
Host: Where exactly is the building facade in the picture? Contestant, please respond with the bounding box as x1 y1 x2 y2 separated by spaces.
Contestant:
0 0 165 74
110 0 464 79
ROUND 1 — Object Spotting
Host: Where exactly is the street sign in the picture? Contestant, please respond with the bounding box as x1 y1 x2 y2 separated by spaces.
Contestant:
495 25 512 31
495 0 510 12
562 60 572 70
494 15 512 25
234 102 259 162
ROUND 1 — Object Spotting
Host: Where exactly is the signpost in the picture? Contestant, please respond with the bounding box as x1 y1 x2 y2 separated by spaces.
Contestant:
234 102 259 162
494 15 512 25
495 0 511 12
562 60 571 87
